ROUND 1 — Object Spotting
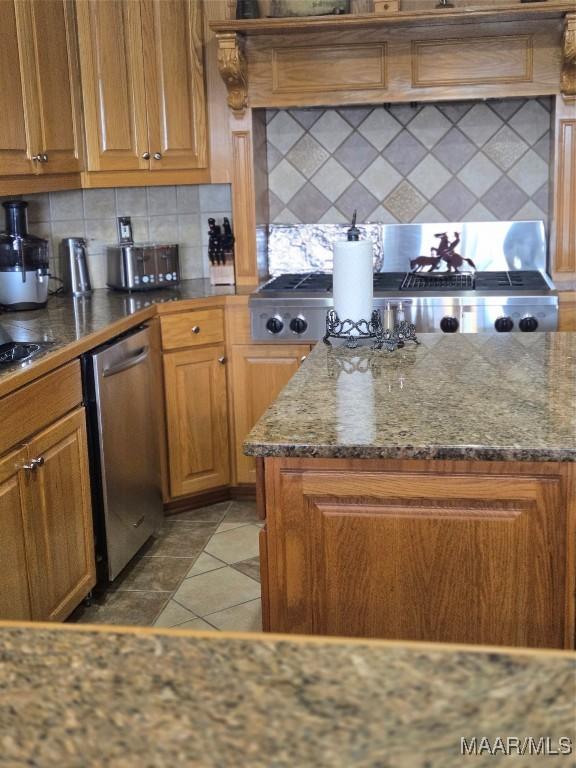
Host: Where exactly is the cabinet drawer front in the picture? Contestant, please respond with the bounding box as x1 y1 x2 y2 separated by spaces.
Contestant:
161 309 225 350
0 360 82 455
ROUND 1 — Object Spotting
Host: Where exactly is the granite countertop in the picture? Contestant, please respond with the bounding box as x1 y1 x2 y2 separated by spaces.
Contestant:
0 623 574 767
245 333 576 463
0 280 236 393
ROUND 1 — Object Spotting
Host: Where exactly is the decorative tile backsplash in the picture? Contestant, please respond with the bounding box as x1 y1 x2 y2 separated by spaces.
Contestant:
266 98 552 227
0 185 232 289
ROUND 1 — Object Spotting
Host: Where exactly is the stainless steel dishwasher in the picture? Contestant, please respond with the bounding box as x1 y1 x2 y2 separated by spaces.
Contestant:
83 325 163 580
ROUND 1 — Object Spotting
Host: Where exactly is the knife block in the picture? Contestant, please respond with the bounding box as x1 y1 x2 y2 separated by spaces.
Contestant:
209 263 235 286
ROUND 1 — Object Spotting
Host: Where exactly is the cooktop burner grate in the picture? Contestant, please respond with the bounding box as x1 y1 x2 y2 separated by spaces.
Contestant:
400 272 475 291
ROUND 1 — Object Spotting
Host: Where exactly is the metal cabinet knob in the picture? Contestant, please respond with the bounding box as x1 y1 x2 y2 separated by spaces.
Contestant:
23 456 44 471
41 154 48 162
300 356 307 363
153 152 162 160
191 326 200 334
32 154 42 161
142 152 151 160
218 356 227 364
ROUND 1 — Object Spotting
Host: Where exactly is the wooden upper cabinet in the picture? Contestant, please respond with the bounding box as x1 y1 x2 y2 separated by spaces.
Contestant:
142 0 208 171
24 0 84 174
0 0 83 177
76 0 208 174
76 0 149 171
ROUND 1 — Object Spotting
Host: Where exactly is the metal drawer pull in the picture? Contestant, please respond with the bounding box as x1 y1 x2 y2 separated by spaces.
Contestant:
103 347 149 377
300 356 307 363
218 356 226 364
23 456 44 471
191 326 201 334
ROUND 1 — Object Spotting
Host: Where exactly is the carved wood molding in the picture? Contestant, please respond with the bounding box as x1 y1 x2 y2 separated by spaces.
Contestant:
216 33 248 113
562 13 576 96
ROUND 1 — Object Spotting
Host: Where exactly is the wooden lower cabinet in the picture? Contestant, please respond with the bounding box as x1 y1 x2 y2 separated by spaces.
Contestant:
0 448 33 620
230 345 312 484
163 345 230 497
261 457 576 649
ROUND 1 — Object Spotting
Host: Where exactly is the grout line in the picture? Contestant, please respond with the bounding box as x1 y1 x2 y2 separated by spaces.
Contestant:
200 597 262 622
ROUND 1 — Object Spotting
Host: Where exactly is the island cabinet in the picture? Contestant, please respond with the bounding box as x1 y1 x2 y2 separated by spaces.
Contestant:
0 362 95 622
161 307 230 499
0 0 83 179
259 457 576 649
75 0 208 180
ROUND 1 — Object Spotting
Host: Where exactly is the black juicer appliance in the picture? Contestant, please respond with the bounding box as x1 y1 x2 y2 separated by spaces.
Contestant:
0 200 50 310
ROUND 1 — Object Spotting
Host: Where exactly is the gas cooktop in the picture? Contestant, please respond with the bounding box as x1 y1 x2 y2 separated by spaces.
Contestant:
260 271 553 295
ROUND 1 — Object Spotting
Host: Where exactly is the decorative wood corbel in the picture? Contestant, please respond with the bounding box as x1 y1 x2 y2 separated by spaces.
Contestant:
561 13 576 97
216 33 248 113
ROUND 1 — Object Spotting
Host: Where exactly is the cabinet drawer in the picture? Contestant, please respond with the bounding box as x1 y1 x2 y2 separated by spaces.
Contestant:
161 309 225 350
0 360 82 456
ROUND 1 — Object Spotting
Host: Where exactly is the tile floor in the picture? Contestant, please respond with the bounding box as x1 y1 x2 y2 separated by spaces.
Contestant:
69 500 263 633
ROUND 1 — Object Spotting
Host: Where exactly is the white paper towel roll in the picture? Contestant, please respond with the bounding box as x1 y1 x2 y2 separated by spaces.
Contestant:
333 240 373 331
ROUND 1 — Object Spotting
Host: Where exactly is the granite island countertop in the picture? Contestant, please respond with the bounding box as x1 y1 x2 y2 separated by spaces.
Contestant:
0 622 574 767
0 279 239 396
245 333 576 463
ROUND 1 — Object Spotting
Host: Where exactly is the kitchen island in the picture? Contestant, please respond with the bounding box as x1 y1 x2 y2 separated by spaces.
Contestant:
245 333 576 649
0 621 574 767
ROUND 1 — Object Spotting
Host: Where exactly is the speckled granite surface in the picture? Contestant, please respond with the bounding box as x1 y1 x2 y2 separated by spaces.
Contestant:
0 625 574 768
245 333 576 462
0 279 234 386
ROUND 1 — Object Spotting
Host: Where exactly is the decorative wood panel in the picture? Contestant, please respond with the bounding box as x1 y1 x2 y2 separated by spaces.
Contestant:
551 102 576 274
231 125 258 284
272 44 387 94
411 35 533 88
263 458 575 649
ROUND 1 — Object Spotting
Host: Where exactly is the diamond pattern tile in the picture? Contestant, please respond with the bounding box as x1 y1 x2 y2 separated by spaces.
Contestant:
266 97 551 228
509 101 551 145
405 105 452 149
357 108 402 151
267 111 305 154
269 159 306 204
457 103 503 147
457 153 502 198
311 158 354 201
382 132 427 175
309 111 353 152
407 155 451 199
288 181 332 223
358 156 402 201
508 150 549 196
481 176 529 219
432 178 476 221
513 200 546 221
335 180 379 222
483 125 529 171
383 181 426 223
333 133 379 177
286 134 329 179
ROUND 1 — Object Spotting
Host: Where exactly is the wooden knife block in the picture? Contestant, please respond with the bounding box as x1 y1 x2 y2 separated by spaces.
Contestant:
209 263 235 286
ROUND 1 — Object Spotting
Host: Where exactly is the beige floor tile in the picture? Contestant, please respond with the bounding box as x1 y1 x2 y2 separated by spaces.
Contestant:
172 566 261 616
175 618 219 632
185 552 226 578
204 524 260 564
154 599 197 628
224 500 259 525
204 599 262 633
215 521 249 533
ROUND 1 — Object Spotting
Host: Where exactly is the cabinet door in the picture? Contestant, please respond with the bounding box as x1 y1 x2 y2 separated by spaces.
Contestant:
142 0 208 171
22 0 83 174
23 408 95 622
0 448 32 620
75 0 149 171
0 1 36 175
230 345 311 485
164 345 229 497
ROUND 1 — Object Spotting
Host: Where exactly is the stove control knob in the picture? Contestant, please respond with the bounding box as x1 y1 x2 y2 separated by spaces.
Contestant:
266 316 284 334
440 316 459 333
494 316 514 333
289 316 308 334
519 316 538 333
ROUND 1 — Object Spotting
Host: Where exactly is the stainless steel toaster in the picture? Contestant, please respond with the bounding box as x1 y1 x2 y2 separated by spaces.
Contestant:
106 243 180 291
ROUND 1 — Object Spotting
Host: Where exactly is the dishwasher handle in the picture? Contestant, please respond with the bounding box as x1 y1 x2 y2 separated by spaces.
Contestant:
103 346 149 378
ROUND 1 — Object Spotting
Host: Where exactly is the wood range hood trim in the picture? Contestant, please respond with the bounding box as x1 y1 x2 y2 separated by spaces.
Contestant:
212 5 576 111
